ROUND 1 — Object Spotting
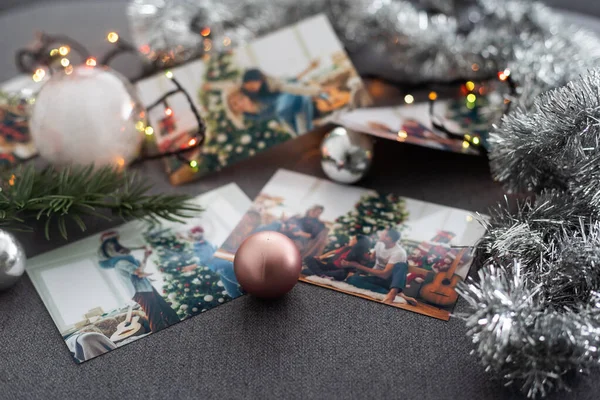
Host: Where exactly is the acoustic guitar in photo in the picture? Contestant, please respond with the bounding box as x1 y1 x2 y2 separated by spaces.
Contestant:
109 306 144 343
314 86 352 113
419 248 467 307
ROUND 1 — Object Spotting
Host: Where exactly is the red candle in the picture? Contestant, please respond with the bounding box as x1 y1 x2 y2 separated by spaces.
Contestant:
234 231 302 298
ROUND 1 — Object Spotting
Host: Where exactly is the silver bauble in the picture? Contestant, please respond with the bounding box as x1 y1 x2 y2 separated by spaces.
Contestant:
320 127 373 184
0 230 26 291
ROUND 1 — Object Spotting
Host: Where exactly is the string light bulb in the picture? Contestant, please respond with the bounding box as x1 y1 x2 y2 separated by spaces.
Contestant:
165 70 174 79
200 27 211 37
49 48 59 56
165 107 173 116
64 65 73 75
60 58 70 67
58 46 70 56
462 140 470 149
397 130 408 140
428 91 438 101
404 94 414 104
466 93 477 103
498 69 511 81
85 57 97 67
223 37 231 46
144 126 154 136
32 68 45 82
190 160 198 168
135 121 145 132
188 138 197 146
107 32 119 43
465 81 475 91
472 136 480 145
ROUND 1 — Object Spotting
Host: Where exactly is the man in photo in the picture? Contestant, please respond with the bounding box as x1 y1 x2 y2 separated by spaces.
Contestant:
97 231 180 332
342 228 417 306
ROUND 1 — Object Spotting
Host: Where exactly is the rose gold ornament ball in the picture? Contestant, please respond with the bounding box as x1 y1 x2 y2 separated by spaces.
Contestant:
233 231 302 298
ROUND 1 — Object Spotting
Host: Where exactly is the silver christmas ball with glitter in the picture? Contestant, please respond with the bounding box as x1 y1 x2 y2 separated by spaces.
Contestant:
321 127 373 184
0 230 26 291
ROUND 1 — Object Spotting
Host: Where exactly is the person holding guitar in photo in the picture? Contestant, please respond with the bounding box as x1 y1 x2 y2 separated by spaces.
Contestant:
98 231 180 332
342 229 417 306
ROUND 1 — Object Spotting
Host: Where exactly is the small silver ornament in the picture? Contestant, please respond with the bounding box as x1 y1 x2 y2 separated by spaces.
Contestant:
321 127 373 184
0 230 26 291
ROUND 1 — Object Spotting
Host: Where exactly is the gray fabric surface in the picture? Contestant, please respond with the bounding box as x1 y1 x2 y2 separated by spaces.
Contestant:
0 2 599 400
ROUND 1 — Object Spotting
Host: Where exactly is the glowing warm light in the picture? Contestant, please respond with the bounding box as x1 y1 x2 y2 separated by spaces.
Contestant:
404 94 414 104
464 134 472 141
165 107 173 116
466 93 477 103
49 48 59 56
428 91 437 101
188 138 197 146
472 136 480 145
503 68 511 77
139 44 150 54
85 57 97 67
465 81 475 91
165 70 174 79
58 46 70 56
116 157 125 167
462 140 470 149
35 68 45 78
498 71 508 81
135 121 145 131
200 27 211 37
64 65 74 75
107 32 119 43
223 37 231 46
190 160 198 168
32 73 42 82
144 126 154 136
466 215 474 222
466 102 475 110
60 58 70 67
397 130 408 140
203 39 212 51
471 63 480 72
8 174 15 186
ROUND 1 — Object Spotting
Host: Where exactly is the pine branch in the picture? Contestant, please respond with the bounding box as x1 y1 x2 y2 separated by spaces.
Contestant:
0 164 202 239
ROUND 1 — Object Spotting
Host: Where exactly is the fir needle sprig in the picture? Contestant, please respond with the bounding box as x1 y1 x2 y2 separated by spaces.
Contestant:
0 164 202 239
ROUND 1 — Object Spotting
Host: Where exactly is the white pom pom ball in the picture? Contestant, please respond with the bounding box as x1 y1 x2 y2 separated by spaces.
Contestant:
30 65 147 167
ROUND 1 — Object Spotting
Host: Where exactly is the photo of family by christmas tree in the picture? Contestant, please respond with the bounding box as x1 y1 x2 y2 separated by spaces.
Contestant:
216 170 486 320
26 184 251 363
136 14 368 185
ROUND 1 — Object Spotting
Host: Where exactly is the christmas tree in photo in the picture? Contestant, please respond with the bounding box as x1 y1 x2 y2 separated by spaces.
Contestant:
325 193 409 252
144 227 231 320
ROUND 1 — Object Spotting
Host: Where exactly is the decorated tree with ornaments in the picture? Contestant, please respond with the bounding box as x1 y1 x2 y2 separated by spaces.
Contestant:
144 227 231 320
325 192 409 252
198 51 292 173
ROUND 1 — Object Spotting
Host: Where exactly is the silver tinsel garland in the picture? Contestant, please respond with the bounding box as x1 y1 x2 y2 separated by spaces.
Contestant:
465 69 600 397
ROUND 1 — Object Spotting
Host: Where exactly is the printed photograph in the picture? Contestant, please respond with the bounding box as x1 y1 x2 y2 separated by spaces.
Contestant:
26 184 251 363
334 88 500 155
0 75 41 167
216 170 486 321
136 14 369 185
